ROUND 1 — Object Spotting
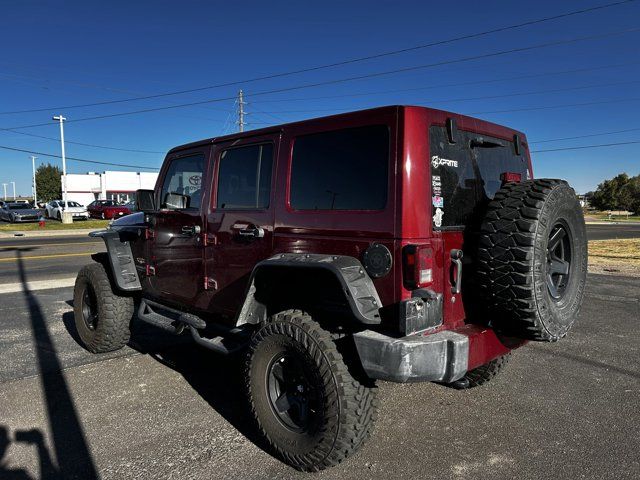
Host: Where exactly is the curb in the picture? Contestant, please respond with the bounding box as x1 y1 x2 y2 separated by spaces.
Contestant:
0 228 98 238
585 221 640 225
0 276 76 295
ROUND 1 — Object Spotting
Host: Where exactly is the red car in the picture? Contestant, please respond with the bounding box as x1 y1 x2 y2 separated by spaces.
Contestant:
87 200 131 219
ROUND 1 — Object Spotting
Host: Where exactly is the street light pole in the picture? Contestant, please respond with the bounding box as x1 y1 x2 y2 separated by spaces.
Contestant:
52 115 68 211
31 156 37 205
10 181 15 201
2 183 6 201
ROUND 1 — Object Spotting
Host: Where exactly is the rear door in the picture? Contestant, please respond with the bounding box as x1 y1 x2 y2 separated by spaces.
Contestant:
429 125 529 325
202 134 278 317
146 147 210 306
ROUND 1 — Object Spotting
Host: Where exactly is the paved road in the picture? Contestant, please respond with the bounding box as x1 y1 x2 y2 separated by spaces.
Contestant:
0 273 638 479
586 223 640 240
0 235 104 285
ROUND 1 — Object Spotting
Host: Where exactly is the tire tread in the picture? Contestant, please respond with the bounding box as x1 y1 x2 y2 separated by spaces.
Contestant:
245 310 378 472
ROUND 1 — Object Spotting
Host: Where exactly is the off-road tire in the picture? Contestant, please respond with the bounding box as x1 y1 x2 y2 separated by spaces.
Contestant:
73 262 134 353
477 179 587 341
245 310 378 471
462 354 510 388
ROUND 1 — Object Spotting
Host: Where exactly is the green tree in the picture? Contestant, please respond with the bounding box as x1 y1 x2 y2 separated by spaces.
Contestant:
591 173 629 211
621 175 640 214
35 163 62 203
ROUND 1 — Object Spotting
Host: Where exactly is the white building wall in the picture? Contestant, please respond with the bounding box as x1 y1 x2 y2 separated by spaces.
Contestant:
66 173 101 206
63 171 159 206
139 172 158 190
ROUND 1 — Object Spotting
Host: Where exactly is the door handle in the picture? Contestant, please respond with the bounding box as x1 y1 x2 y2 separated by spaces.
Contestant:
450 249 463 294
237 225 265 239
181 225 201 236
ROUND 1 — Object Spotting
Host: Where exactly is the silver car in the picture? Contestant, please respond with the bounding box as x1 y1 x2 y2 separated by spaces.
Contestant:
45 200 89 220
0 202 42 223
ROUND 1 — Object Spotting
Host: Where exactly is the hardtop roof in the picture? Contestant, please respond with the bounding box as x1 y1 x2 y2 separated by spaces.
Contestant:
167 105 527 155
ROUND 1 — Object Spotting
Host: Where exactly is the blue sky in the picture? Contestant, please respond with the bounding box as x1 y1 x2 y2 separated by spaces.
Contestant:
0 0 639 196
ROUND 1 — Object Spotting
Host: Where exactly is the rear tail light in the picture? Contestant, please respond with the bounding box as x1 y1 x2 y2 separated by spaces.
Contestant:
500 172 522 184
402 245 433 289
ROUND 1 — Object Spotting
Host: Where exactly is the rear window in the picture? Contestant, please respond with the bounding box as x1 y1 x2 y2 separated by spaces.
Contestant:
216 143 273 210
290 125 389 210
430 125 529 229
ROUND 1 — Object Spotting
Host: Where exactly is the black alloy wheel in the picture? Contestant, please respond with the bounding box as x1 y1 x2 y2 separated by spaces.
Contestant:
245 310 378 471
81 284 99 331
546 222 572 300
266 352 320 433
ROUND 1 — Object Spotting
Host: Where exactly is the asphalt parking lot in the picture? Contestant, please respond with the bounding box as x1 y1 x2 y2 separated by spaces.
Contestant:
0 231 639 479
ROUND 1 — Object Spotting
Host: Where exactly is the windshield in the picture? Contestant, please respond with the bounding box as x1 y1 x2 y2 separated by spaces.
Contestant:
430 125 530 229
8 204 31 210
66 201 82 207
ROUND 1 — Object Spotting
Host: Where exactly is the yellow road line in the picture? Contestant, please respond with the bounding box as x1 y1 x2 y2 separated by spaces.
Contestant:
0 241 102 249
0 252 92 262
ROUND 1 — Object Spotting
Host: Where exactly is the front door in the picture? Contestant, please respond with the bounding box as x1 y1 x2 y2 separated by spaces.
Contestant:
147 148 210 307
202 134 278 317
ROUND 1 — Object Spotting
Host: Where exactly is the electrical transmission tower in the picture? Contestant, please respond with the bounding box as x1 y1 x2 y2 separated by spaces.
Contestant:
236 89 246 132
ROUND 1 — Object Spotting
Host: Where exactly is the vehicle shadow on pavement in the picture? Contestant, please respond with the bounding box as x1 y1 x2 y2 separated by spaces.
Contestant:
62 306 275 465
0 250 99 480
129 332 273 455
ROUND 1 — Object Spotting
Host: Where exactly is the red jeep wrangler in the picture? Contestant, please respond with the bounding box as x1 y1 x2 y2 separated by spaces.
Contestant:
73 106 587 471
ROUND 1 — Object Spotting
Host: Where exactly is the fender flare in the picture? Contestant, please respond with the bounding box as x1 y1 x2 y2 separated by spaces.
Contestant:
89 229 142 291
235 253 382 326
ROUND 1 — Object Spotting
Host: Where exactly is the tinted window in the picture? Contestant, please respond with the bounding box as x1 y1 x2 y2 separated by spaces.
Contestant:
216 144 273 209
475 146 529 199
290 125 389 210
430 126 529 229
160 154 205 210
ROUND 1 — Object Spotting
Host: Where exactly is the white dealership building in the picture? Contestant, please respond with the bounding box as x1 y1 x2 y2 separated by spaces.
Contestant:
63 171 159 206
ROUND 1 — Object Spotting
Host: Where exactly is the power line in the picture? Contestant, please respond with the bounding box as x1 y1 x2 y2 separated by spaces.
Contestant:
531 127 640 143
470 97 640 114
531 140 640 152
250 79 640 115
0 144 160 170
248 61 640 104
0 0 635 116
0 128 164 154
253 79 640 114
4 27 638 131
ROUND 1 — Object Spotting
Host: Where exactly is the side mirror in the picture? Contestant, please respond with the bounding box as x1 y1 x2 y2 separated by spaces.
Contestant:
136 189 156 212
164 192 190 210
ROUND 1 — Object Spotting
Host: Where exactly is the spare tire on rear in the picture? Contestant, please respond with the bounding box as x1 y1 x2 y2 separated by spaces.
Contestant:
476 179 587 341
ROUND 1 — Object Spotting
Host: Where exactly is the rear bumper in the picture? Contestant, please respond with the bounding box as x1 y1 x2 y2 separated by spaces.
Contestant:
354 330 468 383
353 326 517 383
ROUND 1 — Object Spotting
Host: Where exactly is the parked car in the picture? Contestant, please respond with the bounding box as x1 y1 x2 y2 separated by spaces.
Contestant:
122 201 137 212
0 202 42 223
74 106 587 472
45 200 89 220
87 200 131 219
